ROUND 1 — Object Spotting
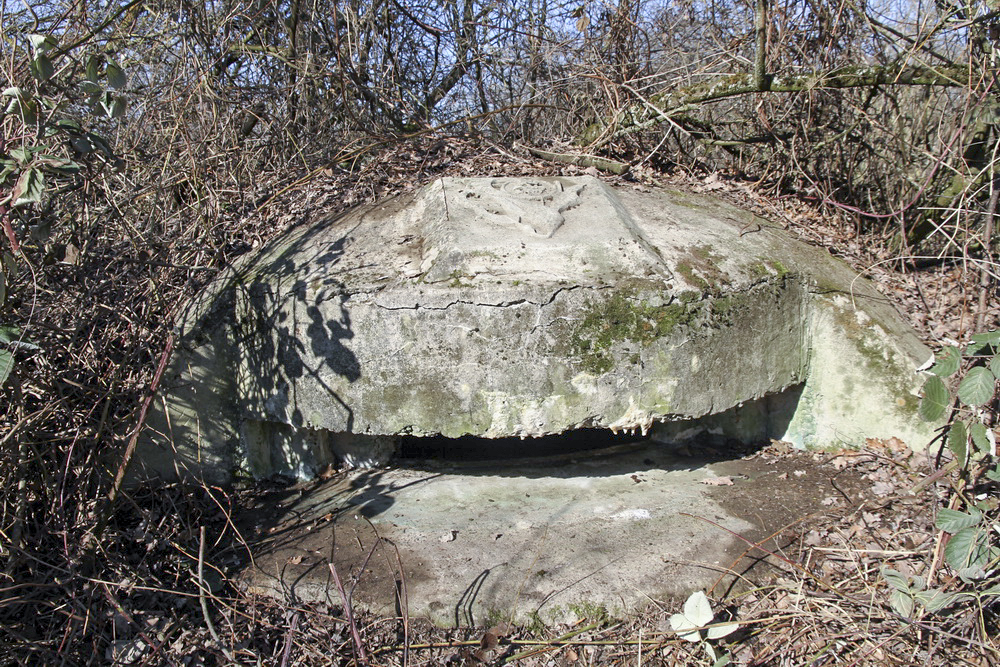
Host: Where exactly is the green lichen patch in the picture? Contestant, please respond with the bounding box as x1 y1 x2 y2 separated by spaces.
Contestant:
767 259 789 278
678 290 701 304
675 243 733 293
570 292 696 373
829 301 921 419
447 270 474 288
566 601 611 623
746 261 771 280
691 243 723 264
676 261 709 291
711 295 737 324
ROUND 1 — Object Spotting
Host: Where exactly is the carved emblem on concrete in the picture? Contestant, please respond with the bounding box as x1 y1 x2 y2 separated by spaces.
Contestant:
448 178 585 237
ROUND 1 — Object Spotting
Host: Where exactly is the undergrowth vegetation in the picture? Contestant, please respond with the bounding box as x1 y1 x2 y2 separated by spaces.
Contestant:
1 0 999 664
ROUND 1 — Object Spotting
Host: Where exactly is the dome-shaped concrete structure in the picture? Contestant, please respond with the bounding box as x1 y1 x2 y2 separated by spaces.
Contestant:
138 176 937 482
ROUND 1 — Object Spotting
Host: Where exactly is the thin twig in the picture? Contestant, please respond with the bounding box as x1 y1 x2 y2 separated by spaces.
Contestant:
198 526 234 662
109 332 176 502
329 558 369 666
975 176 998 332
279 611 300 667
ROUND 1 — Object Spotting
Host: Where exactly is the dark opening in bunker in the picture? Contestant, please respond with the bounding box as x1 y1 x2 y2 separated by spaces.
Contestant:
391 385 804 467
241 384 804 479
398 428 649 462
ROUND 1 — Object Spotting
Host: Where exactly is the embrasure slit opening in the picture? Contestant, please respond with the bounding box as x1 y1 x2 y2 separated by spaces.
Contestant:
398 428 647 462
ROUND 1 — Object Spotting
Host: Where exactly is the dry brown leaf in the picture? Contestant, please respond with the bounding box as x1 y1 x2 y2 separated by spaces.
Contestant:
480 631 498 651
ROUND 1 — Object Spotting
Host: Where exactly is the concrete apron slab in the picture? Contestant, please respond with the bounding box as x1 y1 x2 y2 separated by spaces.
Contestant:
239 439 844 626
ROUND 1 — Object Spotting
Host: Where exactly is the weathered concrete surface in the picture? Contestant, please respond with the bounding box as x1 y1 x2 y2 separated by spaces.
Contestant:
138 176 937 482
237 438 874 626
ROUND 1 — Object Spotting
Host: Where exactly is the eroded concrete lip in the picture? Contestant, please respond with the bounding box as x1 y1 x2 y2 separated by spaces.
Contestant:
236 438 853 627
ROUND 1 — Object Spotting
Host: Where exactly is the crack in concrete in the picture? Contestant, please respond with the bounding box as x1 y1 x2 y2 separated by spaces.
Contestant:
371 284 593 312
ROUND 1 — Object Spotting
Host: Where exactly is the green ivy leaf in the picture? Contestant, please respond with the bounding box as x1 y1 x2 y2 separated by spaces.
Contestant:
4 97 38 124
30 54 54 82
958 367 996 407
957 566 986 582
919 375 949 421
991 354 1000 379
669 612 702 642
96 92 125 118
670 591 715 642
970 422 991 453
682 591 714 627
27 34 57 55
936 508 982 533
711 654 731 667
12 167 44 207
0 327 18 345
948 420 968 463
966 342 987 356
84 132 113 157
108 96 126 119
39 97 62 112
0 164 14 185
0 349 12 386
881 567 911 592
70 136 96 154
54 118 82 132
889 589 914 617
79 80 103 94
38 156 81 175
86 55 102 83
1 86 27 99
931 346 961 377
971 330 1000 346
913 589 961 613
9 146 32 163
2 253 15 278
706 621 739 640
944 525 996 571
106 61 126 90
0 327 39 352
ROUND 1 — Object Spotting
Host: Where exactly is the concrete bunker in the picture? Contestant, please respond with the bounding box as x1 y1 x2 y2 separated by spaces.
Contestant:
137 176 946 625
139 176 940 485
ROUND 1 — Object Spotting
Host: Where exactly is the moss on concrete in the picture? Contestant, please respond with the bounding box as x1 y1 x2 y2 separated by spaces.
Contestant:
830 302 921 419
676 261 709 291
676 243 732 292
570 292 696 374
767 259 789 278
